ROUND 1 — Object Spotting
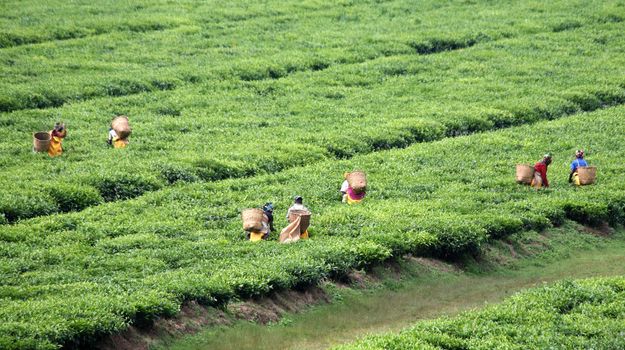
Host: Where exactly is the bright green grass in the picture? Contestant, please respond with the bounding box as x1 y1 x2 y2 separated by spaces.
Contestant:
1 1 625 221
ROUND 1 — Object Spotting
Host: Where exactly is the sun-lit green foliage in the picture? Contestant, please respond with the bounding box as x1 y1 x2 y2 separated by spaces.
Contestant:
333 277 625 349
2 106 625 349
2 0 625 348
1 0 625 222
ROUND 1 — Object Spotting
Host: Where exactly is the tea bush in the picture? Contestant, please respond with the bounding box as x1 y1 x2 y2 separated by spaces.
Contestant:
1 1 625 221
333 277 625 350
2 0 625 347
1 106 625 347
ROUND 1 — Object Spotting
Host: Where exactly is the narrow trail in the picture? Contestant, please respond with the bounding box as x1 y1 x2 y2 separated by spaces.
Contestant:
156 227 625 350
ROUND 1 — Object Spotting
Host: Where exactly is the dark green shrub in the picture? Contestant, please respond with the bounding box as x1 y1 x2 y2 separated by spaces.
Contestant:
47 184 103 212
94 176 161 202
0 191 58 222
157 164 198 184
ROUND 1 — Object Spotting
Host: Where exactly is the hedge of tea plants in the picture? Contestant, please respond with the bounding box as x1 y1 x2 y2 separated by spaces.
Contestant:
1 105 625 348
1 1 625 222
333 277 625 350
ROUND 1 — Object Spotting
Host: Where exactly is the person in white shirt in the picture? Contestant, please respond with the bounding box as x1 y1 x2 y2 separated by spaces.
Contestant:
286 196 308 219
286 196 311 239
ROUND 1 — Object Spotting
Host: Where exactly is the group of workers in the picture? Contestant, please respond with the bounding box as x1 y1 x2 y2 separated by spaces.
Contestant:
36 123 588 241
250 149 591 242
247 175 367 242
42 117 131 157
530 149 589 188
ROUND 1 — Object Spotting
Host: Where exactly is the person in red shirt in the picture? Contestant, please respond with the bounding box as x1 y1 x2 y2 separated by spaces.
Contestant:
531 153 552 189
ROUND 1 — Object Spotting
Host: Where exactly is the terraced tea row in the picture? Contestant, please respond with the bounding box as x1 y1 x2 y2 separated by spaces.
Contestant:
333 277 625 349
2 19 625 222
2 0 622 111
1 106 625 348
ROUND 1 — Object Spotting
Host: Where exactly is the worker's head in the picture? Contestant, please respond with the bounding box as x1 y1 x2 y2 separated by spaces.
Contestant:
54 122 64 132
575 149 584 159
294 195 303 204
262 202 274 213
543 153 552 165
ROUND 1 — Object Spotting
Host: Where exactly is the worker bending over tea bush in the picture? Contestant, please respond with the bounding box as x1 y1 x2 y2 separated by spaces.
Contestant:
340 171 367 204
286 196 310 239
569 149 588 185
107 128 129 148
48 122 66 157
340 173 366 204
531 153 552 189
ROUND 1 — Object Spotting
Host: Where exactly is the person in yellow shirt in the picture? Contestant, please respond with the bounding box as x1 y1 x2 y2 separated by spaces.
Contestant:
340 173 366 204
48 122 66 157
107 128 129 148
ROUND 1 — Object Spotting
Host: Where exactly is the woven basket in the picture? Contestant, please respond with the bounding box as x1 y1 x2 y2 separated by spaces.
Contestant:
289 209 311 232
241 208 264 232
346 171 367 194
515 164 534 184
112 116 132 140
33 132 51 152
577 166 596 185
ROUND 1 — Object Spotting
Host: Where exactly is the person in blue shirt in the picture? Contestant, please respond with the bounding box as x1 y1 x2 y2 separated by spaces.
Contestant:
568 149 588 184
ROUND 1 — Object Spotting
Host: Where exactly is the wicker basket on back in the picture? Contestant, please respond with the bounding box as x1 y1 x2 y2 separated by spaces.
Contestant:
288 209 311 232
112 116 132 140
577 166 597 185
515 164 535 185
33 132 51 152
346 171 367 194
241 208 264 232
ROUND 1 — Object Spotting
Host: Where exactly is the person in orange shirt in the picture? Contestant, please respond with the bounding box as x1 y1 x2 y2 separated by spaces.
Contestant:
48 122 66 157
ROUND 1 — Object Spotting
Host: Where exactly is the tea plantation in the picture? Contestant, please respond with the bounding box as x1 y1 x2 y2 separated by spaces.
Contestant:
2 0 625 222
1 0 625 348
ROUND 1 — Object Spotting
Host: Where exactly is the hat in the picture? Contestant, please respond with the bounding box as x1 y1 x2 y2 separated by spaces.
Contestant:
262 202 274 212
543 153 552 159
294 195 303 202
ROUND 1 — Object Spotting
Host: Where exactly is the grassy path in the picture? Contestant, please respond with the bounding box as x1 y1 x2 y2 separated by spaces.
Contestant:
156 225 625 350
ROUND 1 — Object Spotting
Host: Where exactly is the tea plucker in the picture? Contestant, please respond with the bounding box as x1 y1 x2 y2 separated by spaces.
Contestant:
107 127 129 148
340 173 366 204
48 122 67 157
286 196 310 239
568 149 588 185
531 153 552 188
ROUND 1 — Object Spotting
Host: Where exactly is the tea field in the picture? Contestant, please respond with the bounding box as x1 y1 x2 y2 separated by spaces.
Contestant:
1 0 625 349
2 105 625 348
2 0 625 222
334 276 625 350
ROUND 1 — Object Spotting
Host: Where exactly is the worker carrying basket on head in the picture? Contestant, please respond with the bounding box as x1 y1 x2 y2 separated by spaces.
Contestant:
531 153 552 189
568 149 592 186
108 116 131 149
48 122 67 157
280 196 311 243
340 171 367 204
